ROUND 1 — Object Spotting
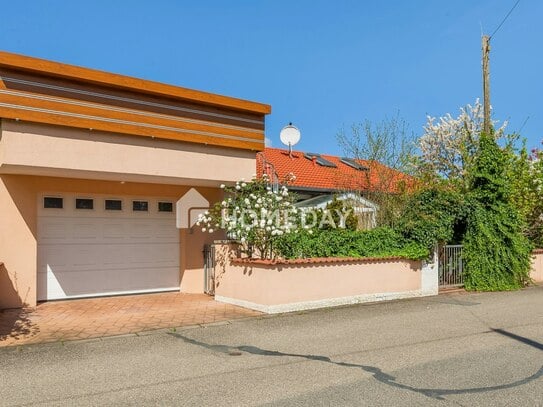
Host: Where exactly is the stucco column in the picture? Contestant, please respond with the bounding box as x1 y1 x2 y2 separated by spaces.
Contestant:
420 246 439 296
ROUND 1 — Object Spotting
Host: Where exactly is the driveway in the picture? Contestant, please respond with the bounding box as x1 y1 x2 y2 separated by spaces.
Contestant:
1 286 542 406
0 292 260 346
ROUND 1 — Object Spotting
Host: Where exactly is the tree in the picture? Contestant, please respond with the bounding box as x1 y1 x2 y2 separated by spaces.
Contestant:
336 113 417 227
417 99 508 189
504 141 543 247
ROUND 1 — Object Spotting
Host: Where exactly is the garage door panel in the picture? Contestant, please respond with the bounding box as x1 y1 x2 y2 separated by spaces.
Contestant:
154 230 180 242
126 243 179 266
103 222 127 239
130 223 154 240
135 267 180 288
132 250 179 267
40 267 179 300
39 245 98 270
153 219 179 238
37 272 47 300
37 219 69 242
71 222 100 240
40 243 180 270
37 246 69 270
102 245 131 265
70 247 98 267
38 194 181 301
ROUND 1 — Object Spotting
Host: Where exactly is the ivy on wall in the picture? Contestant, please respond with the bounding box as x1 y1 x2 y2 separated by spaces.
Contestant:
462 134 532 290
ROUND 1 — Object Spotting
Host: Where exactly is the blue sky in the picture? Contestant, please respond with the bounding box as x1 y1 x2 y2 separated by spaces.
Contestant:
1 1 541 155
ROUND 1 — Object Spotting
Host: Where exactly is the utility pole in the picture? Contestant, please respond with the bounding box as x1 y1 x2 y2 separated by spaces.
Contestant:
482 35 491 134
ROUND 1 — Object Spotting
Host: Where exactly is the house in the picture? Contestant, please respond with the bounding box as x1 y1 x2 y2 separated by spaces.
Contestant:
258 147 412 228
0 51 270 309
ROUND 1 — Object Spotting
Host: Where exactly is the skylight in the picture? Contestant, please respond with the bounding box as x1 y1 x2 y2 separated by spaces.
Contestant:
304 153 337 168
340 157 369 171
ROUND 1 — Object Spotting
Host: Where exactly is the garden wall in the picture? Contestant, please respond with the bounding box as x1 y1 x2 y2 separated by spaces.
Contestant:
531 250 543 283
213 243 438 313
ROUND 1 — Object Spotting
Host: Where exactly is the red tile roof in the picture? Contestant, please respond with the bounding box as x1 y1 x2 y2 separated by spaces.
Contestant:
258 147 412 193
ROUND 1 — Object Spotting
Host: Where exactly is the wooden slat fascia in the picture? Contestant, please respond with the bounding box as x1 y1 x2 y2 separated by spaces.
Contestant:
0 51 271 115
0 106 265 151
0 91 264 141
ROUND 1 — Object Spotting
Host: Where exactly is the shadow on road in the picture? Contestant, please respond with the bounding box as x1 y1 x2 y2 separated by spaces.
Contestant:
169 328 543 401
0 308 39 343
492 328 543 350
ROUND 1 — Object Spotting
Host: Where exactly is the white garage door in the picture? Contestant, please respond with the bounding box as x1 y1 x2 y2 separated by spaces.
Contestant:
37 194 180 301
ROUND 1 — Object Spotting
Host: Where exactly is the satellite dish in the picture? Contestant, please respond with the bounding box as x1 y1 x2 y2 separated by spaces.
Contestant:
279 123 301 157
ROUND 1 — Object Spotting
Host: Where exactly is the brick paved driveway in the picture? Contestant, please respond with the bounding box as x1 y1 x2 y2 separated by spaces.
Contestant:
0 292 261 347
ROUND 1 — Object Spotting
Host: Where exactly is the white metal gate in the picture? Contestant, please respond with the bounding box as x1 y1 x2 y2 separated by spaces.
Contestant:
203 244 215 295
439 245 464 288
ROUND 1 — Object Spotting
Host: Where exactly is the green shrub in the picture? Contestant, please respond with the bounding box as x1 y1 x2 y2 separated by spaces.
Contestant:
395 188 468 249
275 227 429 260
504 143 543 247
322 196 359 231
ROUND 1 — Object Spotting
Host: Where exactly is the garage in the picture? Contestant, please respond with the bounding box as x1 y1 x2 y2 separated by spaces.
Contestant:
37 193 180 301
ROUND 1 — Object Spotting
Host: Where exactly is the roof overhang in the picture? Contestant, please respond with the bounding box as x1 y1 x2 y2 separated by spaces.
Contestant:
0 51 270 150
0 51 271 114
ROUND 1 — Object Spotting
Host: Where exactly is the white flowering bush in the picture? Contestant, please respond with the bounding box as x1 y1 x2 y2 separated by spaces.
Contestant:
196 174 301 259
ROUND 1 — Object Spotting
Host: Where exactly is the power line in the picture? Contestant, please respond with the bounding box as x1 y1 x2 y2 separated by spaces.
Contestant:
518 116 530 134
490 0 521 39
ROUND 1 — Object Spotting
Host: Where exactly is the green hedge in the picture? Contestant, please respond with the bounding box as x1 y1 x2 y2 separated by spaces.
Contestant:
395 188 468 249
275 227 429 260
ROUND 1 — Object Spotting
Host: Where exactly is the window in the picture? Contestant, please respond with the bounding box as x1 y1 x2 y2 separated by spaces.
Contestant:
44 197 63 209
76 198 94 210
158 202 173 212
132 201 148 212
105 199 122 211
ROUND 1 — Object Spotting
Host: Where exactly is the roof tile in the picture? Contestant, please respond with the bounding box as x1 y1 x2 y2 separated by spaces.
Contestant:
259 147 412 193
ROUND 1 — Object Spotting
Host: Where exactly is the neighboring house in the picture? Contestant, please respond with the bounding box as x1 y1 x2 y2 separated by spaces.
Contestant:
293 193 379 229
258 147 411 228
0 51 270 309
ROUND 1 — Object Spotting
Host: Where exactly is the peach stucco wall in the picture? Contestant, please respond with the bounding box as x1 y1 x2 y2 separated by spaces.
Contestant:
0 115 258 309
531 252 543 283
0 174 223 309
0 120 257 187
0 177 37 308
214 245 423 312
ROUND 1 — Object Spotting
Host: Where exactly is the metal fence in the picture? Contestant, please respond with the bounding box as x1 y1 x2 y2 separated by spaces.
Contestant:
439 245 464 288
203 244 216 295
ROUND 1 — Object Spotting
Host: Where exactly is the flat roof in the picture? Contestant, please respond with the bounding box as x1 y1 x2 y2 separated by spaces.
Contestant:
0 51 271 115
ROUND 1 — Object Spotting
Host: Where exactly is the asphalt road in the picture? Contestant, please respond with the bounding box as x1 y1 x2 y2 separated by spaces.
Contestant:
1 287 542 406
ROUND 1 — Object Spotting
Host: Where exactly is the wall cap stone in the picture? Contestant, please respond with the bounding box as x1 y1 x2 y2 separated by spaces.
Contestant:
230 256 411 266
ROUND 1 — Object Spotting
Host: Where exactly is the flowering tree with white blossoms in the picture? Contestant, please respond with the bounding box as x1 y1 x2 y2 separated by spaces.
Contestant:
417 99 508 188
196 174 301 260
